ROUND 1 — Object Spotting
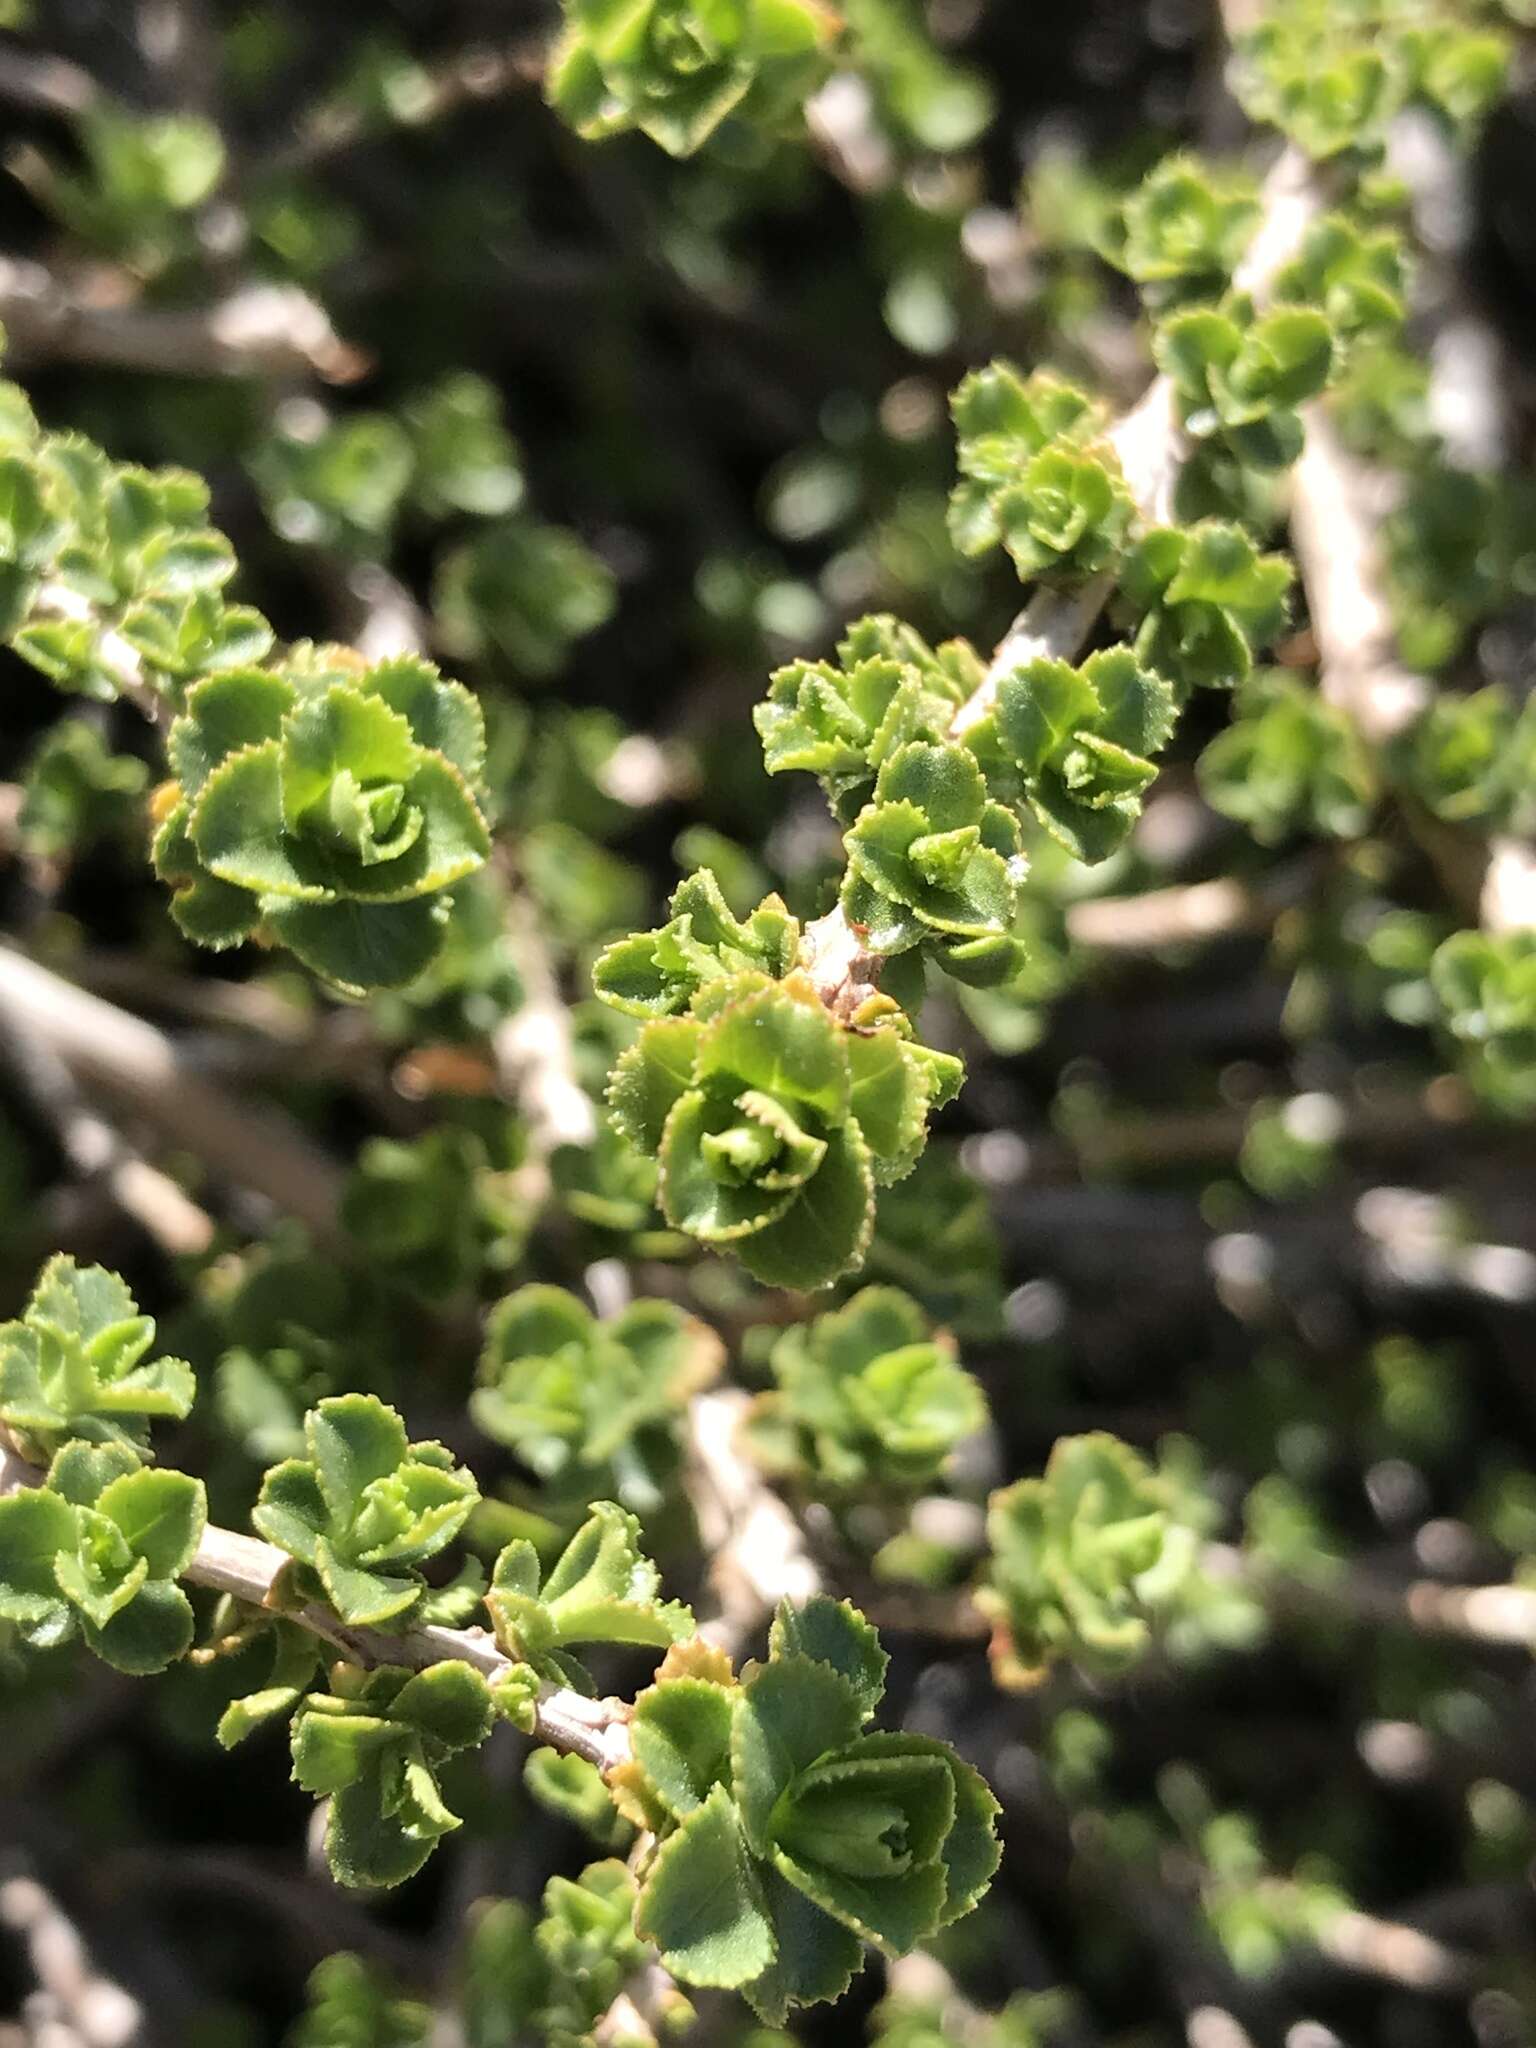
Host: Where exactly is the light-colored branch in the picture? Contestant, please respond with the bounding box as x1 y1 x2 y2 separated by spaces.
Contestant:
0 984 213 1257
0 265 363 385
0 949 346 1246
801 145 1320 1009
493 892 598 1157
683 1388 821 1653
0 1871 140 2048
1063 860 1318 952
0 1444 631 1776
1288 407 1429 747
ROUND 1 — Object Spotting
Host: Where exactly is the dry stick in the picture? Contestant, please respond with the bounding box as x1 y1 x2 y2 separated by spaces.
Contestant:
1063 857 1320 952
492 891 598 1159
799 146 1320 1012
0 265 363 385
0 1870 141 2048
0 1443 631 1776
0 949 346 1247
684 1388 822 1654
0 986 213 1258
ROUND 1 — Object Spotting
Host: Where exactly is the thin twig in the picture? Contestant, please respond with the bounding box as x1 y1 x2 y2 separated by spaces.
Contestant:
255 37 549 181
0 1870 141 2048
493 892 598 1157
0 949 346 1245
0 264 364 384
0 1444 632 1775
683 1388 821 1653
0 985 213 1257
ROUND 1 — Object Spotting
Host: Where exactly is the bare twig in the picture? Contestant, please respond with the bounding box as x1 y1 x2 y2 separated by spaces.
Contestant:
0 1870 141 2048
0 985 213 1256
683 1388 821 1653
0 949 346 1245
256 38 549 180
1063 859 1319 952
1288 406 1430 747
0 1444 632 1775
0 264 364 384
493 892 598 1157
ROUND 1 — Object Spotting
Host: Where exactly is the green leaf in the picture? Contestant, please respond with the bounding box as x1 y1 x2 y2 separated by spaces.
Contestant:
631 1676 736 1818
742 1863 863 2025
769 1596 888 1719
635 1786 777 1989
390 1662 495 1755
308 1395 411 1529
84 1577 195 1674
732 1655 865 1853
0 1487 78 1647
734 1119 875 1292
95 1466 205 1578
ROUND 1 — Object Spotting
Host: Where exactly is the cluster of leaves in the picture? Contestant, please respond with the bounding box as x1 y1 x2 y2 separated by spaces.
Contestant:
602 965 961 1287
341 1123 529 1299
1198 669 1377 843
743 1286 987 1495
976 1434 1212 1687
484 1499 695 1695
0 1444 205 1674
152 652 492 993
615 1597 999 2019
252 1393 478 1627
289 1658 495 1886
1429 931 1536 1116
471 1284 722 1510
289 1863 665 2048
548 0 838 157
1232 0 1510 160
947 363 1132 583
0 1256 193 1462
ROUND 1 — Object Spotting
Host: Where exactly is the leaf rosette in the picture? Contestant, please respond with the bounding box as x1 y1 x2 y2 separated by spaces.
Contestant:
754 613 978 819
290 1660 494 1887
978 645 1177 863
0 1255 194 1461
976 1432 1201 1687
1104 154 1259 307
1430 930 1536 1116
594 868 801 1018
548 0 838 157
1198 670 1377 844
1156 295 1333 472
471 1285 722 1508
252 1394 478 1627
152 652 491 992
744 1285 987 1494
947 362 1132 581
629 1596 999 2020
842 740 1024 959
485 1500 694 1690
0 1442 205 1674
1118 521 1292 695
606 970 962 1289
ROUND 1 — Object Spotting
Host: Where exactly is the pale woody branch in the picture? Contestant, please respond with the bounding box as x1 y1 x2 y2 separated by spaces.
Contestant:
0 264 364 386
0 1442 633 1777
0 948 347 1245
